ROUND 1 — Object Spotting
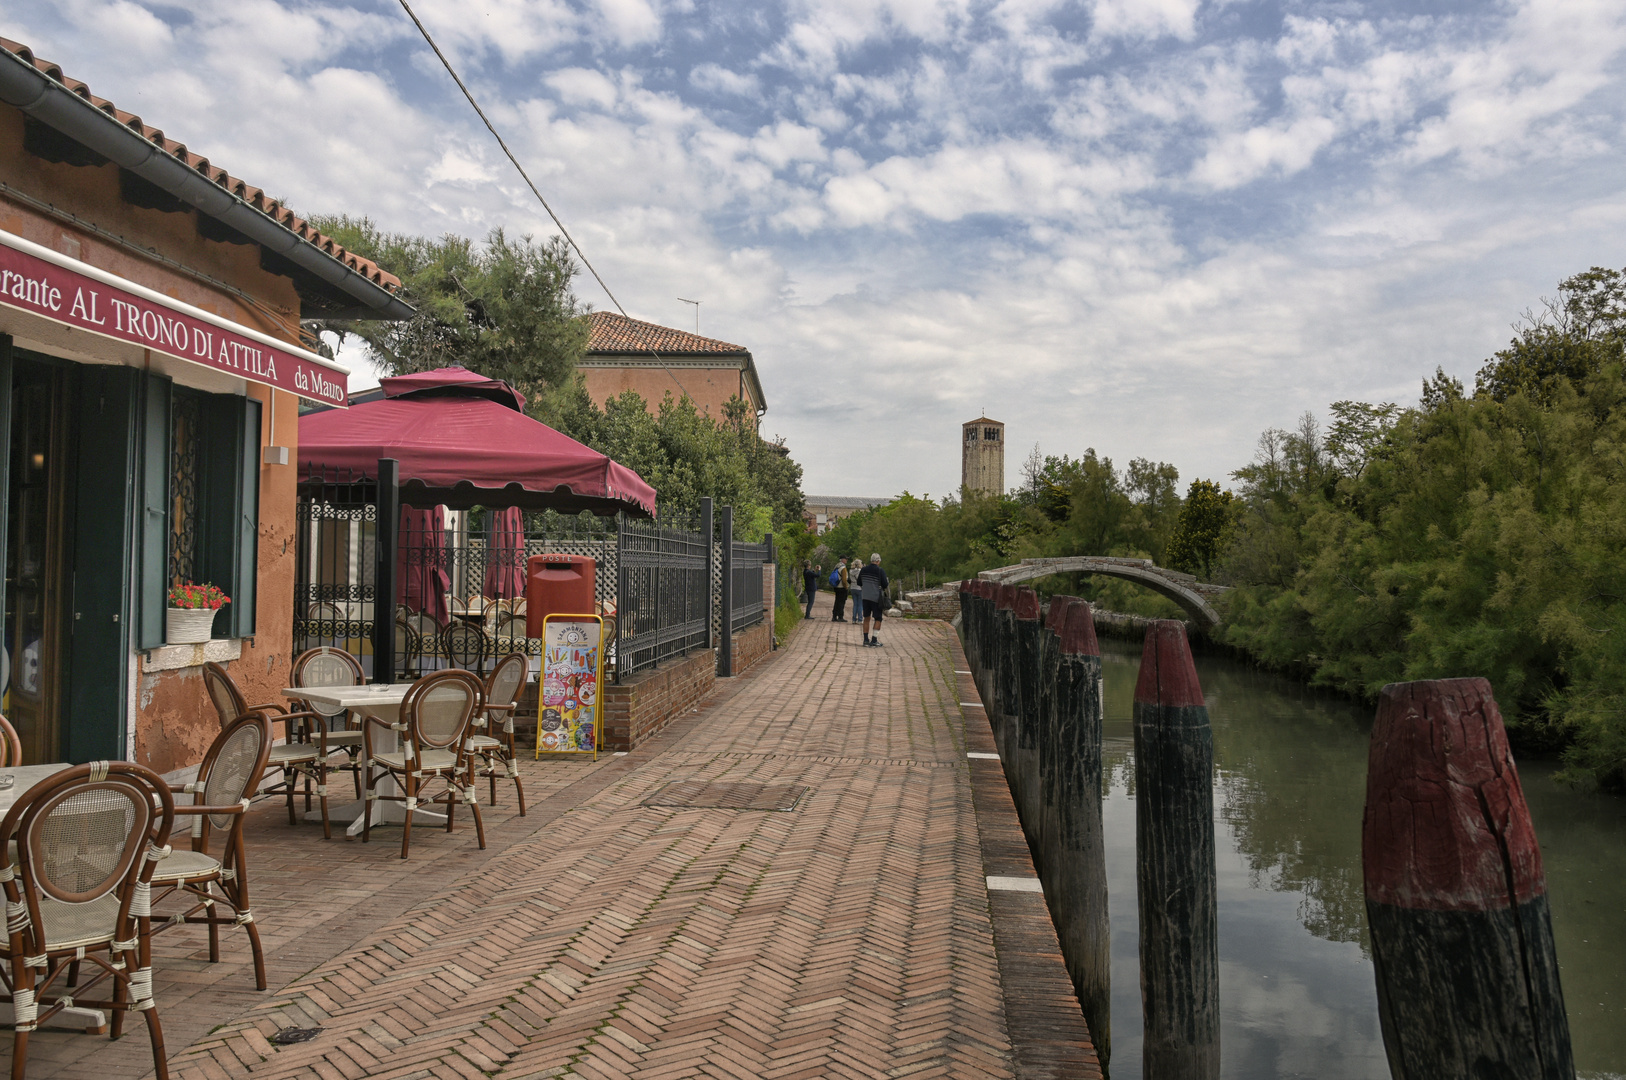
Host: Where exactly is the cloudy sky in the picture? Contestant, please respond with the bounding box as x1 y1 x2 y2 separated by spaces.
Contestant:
10 0 1626 498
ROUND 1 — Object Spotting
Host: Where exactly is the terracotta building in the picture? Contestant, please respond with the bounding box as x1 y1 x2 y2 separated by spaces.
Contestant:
0 40 409 772
581 311 766 424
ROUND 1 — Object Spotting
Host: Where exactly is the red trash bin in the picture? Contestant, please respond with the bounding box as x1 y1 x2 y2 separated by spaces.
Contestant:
526 554 596 637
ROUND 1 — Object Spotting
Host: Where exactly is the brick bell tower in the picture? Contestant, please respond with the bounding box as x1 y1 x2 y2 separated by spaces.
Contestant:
961 416 1004 496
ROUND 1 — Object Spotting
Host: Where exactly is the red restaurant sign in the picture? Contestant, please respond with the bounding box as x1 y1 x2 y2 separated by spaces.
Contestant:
0 232 347 406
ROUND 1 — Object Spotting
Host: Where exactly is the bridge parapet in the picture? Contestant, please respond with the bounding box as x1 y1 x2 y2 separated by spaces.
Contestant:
976 557 1228 627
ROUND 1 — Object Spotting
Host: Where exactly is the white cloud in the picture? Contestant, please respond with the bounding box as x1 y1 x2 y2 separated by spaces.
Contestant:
1089 0 1200 43
689 62 760 97
10 0 1626 502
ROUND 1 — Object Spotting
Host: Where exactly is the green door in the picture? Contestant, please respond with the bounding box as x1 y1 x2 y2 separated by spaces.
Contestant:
64 364 137 762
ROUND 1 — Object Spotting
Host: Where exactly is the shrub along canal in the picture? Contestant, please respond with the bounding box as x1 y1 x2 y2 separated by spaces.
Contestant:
1096 635 1626 1080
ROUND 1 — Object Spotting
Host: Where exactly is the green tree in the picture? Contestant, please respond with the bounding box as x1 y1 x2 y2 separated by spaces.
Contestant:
1165 480 1235 578
306 216 589 404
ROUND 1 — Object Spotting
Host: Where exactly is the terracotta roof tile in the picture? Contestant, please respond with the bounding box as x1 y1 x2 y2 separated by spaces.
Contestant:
586 311 748 355
1 37 402 294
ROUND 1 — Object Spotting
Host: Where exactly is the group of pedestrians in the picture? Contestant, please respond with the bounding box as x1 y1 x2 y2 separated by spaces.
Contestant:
803 553 890 647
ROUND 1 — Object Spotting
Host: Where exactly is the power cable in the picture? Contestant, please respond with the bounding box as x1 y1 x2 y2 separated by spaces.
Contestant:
395 0 696 404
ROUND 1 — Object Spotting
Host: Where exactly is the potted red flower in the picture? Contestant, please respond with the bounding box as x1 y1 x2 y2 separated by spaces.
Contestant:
167 581 230 644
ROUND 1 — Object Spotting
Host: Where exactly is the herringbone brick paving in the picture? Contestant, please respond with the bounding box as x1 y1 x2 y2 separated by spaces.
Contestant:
10 599 1096 1078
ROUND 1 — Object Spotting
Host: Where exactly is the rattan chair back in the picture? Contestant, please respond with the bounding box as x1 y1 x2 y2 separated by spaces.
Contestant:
2 762 174 956
0 713 21 767
402 669 483 753
442 622 488 673
202 661 250 730
291 647 365 721
487 653 528 711
198 714 273 835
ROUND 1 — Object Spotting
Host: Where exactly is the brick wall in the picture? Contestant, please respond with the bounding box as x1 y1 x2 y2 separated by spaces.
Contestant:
512 618 776 753
904 587 961 620
732 621 772 676
600 648 717 750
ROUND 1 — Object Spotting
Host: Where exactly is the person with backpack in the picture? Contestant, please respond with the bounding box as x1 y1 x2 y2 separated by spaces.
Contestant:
831 559 850 622
857 553 890 647
803 561 820 619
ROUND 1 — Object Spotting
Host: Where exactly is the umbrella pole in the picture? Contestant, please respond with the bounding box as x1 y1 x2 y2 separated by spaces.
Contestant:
374 457 400 684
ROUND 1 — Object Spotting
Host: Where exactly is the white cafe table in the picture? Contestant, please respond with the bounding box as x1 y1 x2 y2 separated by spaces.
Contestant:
282 683 445 836
0 763 110 1033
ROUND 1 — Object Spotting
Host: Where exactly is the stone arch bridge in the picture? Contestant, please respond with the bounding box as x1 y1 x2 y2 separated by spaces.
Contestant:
974 556 1228 628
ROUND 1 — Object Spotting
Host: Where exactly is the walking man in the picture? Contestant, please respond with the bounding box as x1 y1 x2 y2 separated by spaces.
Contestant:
857 553 889 647
803 560 819 619
832 558 850 622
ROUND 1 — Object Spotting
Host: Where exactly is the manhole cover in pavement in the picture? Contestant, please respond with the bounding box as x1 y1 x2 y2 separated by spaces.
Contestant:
269 1028 323 1045
642 782 809 812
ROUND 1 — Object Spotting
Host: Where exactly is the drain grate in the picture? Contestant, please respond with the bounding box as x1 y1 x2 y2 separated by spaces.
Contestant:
642 782 809 812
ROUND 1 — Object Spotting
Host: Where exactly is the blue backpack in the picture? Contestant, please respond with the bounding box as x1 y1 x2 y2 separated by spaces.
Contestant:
829 569 841 588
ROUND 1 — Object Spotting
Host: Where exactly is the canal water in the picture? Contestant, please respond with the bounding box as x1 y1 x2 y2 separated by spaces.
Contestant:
1096 635 1626 1080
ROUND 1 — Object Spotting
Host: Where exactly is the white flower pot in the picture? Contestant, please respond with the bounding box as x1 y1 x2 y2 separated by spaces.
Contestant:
167 607 218 644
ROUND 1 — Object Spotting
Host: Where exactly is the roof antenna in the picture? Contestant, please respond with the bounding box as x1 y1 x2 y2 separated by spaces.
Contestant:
678 297 700 334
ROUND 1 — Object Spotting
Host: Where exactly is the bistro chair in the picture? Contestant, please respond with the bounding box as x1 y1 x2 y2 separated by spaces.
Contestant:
406 612 442 671
363 669 486 859
394 617 422 680
306 600 343 649
0 761 176 1080
0 713 21 767
150 714 273 990
442 621 489 674
289 647 367 799
201 662 338 839
468 654 528 814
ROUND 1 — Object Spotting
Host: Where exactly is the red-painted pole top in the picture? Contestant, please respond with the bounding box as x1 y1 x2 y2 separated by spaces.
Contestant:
1015 588 1041 621
1060 600 1100 656
1363 678 1545 911
995 584 1018 611
973 580 991 599
1133 620 1203 707
1045 595 1078 633
959 579 972 593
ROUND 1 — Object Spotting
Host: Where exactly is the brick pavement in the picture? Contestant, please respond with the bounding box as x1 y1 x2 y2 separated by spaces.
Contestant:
10 599 1096 1079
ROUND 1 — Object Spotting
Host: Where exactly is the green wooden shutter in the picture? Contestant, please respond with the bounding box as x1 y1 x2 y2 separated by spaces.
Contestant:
200 393 260 639
137 372 172 649
231 395 260 638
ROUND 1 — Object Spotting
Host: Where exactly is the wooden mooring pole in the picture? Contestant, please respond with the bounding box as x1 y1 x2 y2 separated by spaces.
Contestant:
1362 678 1574 1080
993 584 1020 764
1040 597 1110 1063
1012 588 1043 836
1134 620 1219 1080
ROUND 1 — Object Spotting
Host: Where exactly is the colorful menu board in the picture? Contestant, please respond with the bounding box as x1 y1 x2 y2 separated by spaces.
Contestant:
536 615 603 759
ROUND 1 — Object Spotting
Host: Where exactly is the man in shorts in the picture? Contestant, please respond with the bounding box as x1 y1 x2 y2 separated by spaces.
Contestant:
857 553 889 647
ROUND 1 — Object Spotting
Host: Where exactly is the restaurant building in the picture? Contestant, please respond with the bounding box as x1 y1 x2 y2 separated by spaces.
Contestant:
0 40 411 772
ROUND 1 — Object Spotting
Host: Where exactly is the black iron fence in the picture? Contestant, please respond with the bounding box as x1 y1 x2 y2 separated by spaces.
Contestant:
293 465 754 683
292 468 379 664
616 511 709 679
730 538 768 633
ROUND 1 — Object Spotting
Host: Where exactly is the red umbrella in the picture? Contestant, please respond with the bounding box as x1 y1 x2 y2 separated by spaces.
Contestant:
399 504 450 626
299 366 657 516
482 506 526 600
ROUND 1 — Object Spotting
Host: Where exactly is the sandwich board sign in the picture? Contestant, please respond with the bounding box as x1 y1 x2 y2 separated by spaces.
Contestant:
536 614 603 759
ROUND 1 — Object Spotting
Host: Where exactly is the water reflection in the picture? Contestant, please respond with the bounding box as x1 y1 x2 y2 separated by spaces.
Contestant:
1096 636 1626 1080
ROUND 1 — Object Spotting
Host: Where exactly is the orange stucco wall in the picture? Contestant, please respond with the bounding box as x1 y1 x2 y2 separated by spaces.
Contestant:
1 103 306 774
581 364 758 422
